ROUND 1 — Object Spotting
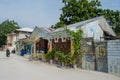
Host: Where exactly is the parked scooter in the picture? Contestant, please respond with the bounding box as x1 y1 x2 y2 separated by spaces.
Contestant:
6 49 10 57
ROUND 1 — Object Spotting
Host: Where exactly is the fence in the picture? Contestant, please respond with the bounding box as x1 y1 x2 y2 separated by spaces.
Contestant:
81 38 108 72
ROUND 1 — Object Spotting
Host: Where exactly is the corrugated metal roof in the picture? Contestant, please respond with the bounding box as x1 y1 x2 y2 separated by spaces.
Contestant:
53 16 116 36
53 16 104 32
30 16 116 41
30 26 52 40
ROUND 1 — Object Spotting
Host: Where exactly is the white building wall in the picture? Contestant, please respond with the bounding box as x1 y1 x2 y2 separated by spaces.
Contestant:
7 34 17 52
81 21 104 41
17 31 31 40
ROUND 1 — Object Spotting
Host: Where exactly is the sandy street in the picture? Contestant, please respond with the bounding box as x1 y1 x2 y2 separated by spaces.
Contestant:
0 51 120 80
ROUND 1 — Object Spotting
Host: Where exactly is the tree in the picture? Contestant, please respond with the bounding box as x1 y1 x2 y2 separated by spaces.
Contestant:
54 0 102 28
103 9 120 36
54 21 66 29
53 0 120 35
0 19 20 47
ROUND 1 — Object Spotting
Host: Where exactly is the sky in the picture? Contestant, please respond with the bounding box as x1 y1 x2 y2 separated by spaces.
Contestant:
0 0 120 28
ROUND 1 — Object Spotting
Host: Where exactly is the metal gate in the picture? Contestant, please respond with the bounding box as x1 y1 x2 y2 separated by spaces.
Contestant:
95 42 108 72
81 38 108 72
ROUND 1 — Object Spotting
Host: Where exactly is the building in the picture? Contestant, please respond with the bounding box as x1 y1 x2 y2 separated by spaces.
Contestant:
7 27 33 53
28 27 51 59
7 33 17 52
16 16 119 75
50 16 116 70
26 16 115 61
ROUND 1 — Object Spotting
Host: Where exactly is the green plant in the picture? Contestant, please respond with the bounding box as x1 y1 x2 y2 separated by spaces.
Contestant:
54 51 64 62
58 51 65 63
44 49 56 61
66 29 83 65
64 54 70 66
44 51 51 60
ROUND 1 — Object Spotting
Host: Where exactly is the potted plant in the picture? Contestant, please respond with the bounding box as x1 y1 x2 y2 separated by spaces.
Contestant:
44 51 53 63
44 51 51 62
64 54 71 67
58 51 65 66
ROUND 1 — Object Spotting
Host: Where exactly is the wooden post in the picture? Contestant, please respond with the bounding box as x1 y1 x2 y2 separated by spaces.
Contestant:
33 41 36 58
71 40 74 55
49 40 52 51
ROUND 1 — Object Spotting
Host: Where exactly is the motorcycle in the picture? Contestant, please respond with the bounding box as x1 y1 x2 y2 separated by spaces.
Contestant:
6 49 10 57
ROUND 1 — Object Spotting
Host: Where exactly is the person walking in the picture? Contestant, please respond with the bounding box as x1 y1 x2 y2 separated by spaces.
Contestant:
6 48 10 57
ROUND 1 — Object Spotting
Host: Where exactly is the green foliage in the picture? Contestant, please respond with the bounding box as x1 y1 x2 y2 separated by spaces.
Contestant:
55 51 65 63
44 48 81 66
44 51 52 60
44 49 56 60
64 53 76 66
64 53 71 65
54 0 101 28
102 9 120 36
53 0 120 35
54 21 66 29
66 29 83 64
0 19 20 47
0 35 6 47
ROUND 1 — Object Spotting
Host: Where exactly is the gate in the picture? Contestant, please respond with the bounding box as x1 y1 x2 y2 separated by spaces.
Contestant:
81 38 95 70
81 38 108 72
95 42 108 72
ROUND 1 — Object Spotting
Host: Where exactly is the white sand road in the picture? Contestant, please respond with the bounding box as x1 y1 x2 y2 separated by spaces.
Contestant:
0 51 120 80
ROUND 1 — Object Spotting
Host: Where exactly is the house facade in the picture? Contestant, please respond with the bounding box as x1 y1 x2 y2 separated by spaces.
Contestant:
26 16 115 59
7 27 33 53
7 16 120 77
15 16 120 76
5 15 120 77
27 27 51 59
7 33 17 52
51 16 116 70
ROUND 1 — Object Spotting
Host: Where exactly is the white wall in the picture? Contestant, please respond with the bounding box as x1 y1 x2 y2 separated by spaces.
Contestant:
7 34 17 52
81 21 104 41
17 31 31 40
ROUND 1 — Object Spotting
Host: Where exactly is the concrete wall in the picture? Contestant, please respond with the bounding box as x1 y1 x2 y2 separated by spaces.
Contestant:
107 40 120 76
